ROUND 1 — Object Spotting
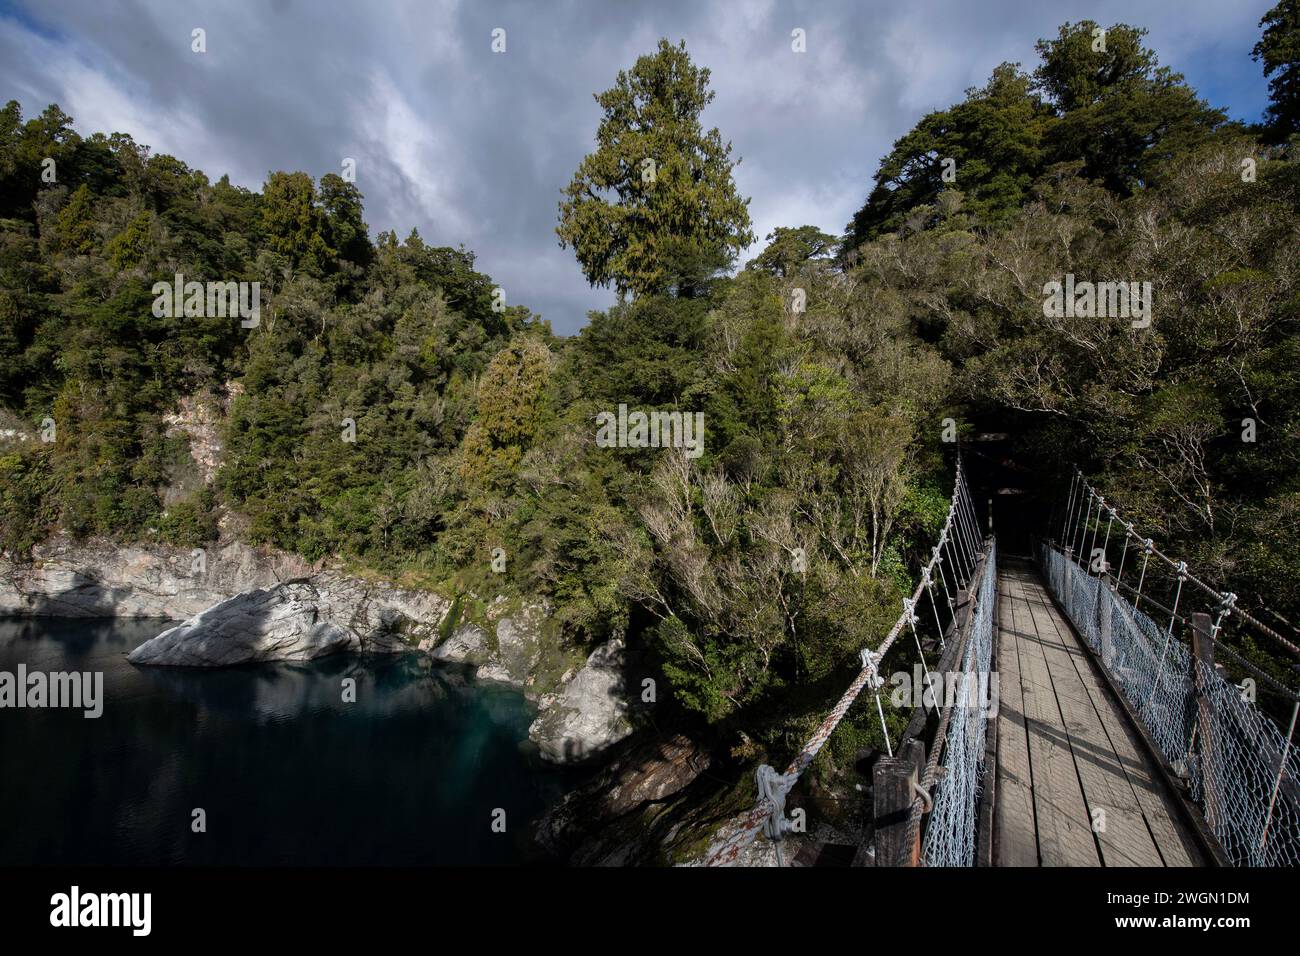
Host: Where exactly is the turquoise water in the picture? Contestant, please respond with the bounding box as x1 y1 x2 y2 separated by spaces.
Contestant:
0 617 575 865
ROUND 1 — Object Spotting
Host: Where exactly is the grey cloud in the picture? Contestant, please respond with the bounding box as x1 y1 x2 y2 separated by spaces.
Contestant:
0 0 1273 333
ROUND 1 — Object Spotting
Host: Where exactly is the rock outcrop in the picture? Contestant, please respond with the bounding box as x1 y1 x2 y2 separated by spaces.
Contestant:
0 537 314 619
529 637 633 762
443 601 636 761
536 734 713 863
162 386 237 488
4 538 634 763
424 623 490 664
128 585 357 665
126 577 433 666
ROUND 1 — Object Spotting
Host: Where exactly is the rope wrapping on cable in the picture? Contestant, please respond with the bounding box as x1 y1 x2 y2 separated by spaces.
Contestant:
754 764 798 842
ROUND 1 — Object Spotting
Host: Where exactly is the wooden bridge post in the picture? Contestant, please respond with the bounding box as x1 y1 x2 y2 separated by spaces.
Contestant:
1099 580 1114 669
872 738 926 866
1190 612 1220 833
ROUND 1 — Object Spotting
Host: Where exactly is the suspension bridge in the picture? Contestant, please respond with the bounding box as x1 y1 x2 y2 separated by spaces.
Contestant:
700 460 1300 868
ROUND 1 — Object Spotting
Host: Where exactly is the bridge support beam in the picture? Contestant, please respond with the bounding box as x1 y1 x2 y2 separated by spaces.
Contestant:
1190 612 1221 835
871 738 926 866
1099 581 1114 669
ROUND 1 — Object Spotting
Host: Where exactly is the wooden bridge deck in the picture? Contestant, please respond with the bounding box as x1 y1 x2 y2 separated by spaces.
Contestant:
992 560 1206 867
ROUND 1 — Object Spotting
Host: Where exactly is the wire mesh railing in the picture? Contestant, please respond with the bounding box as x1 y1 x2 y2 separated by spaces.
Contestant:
920 540 997 867
1043 468 1300 867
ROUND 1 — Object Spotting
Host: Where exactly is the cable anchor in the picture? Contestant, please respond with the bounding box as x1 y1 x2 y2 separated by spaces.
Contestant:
755 764 798 842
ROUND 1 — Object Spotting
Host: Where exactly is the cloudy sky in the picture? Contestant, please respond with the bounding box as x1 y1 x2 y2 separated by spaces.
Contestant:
0 0 1278 334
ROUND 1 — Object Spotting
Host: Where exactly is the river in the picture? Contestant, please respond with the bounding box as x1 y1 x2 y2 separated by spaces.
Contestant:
0 617 576 865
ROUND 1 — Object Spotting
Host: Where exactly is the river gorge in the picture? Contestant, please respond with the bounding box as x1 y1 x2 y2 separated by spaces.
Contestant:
0 615 580 865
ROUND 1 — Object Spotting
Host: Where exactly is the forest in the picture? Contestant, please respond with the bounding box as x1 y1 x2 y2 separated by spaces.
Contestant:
1 9 1298 787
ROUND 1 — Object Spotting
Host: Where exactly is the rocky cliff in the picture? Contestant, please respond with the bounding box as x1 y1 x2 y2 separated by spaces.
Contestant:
125 578 425 665
1 538 633 762
0 536 315 618
534 733 728 865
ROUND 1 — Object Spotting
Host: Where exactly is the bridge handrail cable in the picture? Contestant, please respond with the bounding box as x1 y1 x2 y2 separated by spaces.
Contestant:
1051 467 1300 866
1063 468 1300 661
702 456 985 866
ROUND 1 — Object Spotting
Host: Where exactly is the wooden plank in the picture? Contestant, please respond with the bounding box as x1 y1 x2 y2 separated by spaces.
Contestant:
993 565 1040 866
1079 587 1227 863
1004 566 1101 866
1021 580 1165 866
992 561 1210 867
1050 588 1205 866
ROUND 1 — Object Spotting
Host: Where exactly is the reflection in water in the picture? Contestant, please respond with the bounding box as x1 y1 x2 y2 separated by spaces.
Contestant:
0 617 576 865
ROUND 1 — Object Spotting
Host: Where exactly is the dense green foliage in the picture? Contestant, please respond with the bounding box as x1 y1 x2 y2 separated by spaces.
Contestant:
2 20 1299 778
556 39 754 298
845 21 1229 248
1255 0 1300 141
